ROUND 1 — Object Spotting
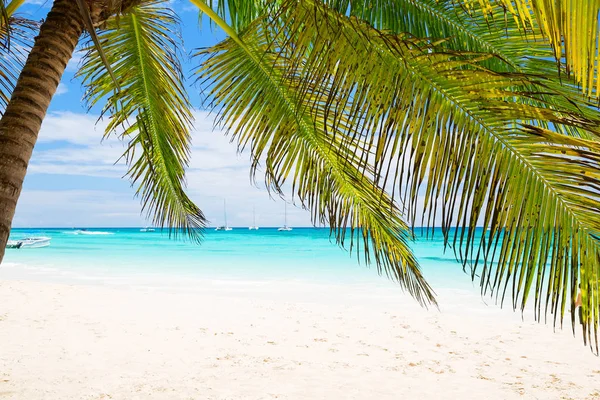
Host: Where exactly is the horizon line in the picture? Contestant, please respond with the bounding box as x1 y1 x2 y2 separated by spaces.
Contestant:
11 226 488 229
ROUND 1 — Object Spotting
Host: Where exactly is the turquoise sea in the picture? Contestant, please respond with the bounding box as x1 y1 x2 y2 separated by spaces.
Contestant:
2 227 484 293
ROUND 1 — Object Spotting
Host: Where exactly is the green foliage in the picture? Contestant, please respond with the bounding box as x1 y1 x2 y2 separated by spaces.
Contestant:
78 1 205 239
0 0 36 115
454 0 600 98
194 6 436 305
195 0 600 350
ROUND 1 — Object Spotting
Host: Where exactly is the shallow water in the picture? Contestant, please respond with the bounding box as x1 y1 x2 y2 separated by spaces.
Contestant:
3 227 489 292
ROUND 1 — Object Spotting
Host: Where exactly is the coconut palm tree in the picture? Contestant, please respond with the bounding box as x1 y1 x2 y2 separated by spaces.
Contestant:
0 0 599 349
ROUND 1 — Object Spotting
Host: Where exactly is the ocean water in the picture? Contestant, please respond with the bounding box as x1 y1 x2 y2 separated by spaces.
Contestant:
2 227 484 293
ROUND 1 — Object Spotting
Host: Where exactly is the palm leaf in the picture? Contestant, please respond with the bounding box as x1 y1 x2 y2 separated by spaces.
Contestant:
192 0 436 306
197 0 600 138
75 0 121 90
0 0 36 115
78 0 205 238
198 0 600 350
335 0 600 138
198 0 275 32
0 0 8 39
453 0 600 98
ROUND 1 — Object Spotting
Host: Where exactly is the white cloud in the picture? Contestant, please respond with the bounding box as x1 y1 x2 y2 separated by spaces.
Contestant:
65 50 85 73
19 110 313 227
13 190 145 228
55 83 69 96
20 110 466 229
37 111 108 145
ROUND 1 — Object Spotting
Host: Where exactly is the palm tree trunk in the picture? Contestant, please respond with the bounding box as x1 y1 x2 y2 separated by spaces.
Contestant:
0 0 84 263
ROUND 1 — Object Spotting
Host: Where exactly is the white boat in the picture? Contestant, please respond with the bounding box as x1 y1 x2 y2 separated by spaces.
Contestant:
140 227 155 232
278 203 292 231
6 240 20 249
6 236 51 249
248 206 259 230
215 199 233 231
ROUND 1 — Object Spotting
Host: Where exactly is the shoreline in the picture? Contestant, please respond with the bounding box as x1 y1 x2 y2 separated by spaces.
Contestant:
1 276 598 399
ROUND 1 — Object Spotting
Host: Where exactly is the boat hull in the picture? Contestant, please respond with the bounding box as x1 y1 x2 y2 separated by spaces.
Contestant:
8 237 51 249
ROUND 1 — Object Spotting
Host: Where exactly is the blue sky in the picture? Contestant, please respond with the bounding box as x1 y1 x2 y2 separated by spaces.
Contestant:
13 0 319 228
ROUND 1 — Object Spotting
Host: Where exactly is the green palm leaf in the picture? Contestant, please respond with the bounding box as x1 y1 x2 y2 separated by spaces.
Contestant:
197 0 599 139
193 1 436 306
78 0 205 238
198 0 274 32
0 0 8 38
453 0 600 98
0 0 36 115
336 0 599 137
197 0 600 349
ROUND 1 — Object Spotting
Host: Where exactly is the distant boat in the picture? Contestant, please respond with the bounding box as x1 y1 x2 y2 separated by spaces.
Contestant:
6 237 51 249
215 199 233 231
277 203 292 231
140 227 155 232
248 206 259 230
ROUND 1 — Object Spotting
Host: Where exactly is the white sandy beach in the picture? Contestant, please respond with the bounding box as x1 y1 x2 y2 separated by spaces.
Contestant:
0 277 599 400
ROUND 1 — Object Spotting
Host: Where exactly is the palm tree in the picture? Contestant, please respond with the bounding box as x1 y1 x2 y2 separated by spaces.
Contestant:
0 0 599 350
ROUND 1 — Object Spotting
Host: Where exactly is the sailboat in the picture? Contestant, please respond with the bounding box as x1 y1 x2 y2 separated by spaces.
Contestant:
215 199 233 231
278 203 293 231
248 207 259 230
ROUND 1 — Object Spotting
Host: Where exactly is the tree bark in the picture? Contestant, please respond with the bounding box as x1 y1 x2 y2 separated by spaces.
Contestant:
0 0 84 263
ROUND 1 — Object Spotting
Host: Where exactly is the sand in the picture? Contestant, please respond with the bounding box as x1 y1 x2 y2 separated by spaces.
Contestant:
0 278 599 400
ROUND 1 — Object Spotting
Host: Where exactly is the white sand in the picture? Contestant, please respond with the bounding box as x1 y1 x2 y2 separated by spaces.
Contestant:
0 278 599 400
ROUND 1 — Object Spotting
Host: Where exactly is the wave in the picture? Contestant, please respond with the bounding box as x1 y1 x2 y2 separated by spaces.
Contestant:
74 230 114 235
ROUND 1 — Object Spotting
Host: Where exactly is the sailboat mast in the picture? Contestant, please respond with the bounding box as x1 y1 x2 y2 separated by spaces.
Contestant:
224 199 227 227
284 203 287 226
253 206 256 226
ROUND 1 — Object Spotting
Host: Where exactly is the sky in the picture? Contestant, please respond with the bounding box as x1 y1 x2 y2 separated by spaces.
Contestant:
12 0 318 228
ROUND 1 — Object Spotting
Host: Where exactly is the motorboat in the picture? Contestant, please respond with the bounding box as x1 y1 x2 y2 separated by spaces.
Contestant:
140 227 156 232
6 236 51 249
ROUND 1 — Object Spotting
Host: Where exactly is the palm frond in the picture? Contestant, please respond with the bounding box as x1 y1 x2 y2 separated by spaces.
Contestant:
0 9 37 115
78 0 205 239
193 0 437 306
454 0 600 98
197 0 276 32
199 0 600 349
0 0 8 38
196 0 600 138
75 0 120 90
330 0 600 139
194 0 600 101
